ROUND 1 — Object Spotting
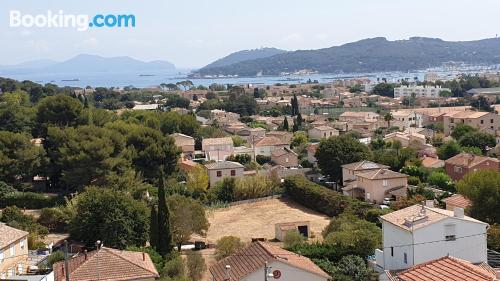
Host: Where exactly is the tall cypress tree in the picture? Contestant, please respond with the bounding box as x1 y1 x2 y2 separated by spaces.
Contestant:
297 113 303 128
149 204 159 250
283 117 289 131
157 169 173 257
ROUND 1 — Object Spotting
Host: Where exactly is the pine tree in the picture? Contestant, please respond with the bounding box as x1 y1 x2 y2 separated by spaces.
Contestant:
297 113 303 128
291 94 300 116
157 169 173 257
283 117 289 131
149 203 159 250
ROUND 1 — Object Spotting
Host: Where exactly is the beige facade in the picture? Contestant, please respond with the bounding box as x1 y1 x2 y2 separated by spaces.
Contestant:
205 161 244 187
341 161 389 186
308 126 339 140
443 111 500 136
171 133 195 155
271 148 298 168
0 224 29 279
357 169 408 204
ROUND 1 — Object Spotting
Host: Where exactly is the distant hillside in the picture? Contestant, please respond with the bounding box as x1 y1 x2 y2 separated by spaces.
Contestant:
200 47 287 70
0 54 176 75
193 37 500 77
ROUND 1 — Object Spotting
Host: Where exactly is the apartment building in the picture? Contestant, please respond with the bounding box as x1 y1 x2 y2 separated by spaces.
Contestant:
443 110 500 136
394 85 450 98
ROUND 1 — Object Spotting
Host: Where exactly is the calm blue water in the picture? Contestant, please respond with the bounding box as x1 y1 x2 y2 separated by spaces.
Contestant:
1 71 426 88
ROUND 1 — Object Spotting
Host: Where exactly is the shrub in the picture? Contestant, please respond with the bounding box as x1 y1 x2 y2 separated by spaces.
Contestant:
215 236 244 260
283 231 305 249
256 155 271 165
38 207 70 232
0 181 16 199
186 251 206 281
283 175 351 217
428 171 454 191
234 174 276 200
163 253 186 279
408 176 421 186
488 224 500 252
47 250 65 268
0 192 63 209
126 246 164 272
208 178 236 203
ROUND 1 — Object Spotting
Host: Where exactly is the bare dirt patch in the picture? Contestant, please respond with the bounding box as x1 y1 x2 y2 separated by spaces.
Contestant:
203 197 330 244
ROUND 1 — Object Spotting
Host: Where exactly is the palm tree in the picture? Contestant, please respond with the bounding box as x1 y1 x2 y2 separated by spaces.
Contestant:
384 112 393 128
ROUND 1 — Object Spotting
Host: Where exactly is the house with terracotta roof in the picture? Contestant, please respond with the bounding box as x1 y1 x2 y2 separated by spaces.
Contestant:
444 153 500 181
385 256 497 281
254 136 289 157
390 111 423 129
443 194 472 211
373 204 489 272
270 147 298 168
205 161 244 187
443 110 500 136
210 241 329 281
0 224 29 278
350 168 408 204
420 155 444 169
53 247 159 281
383 131 428 149
308 126 339 140
202 137 234 162
339 111 380 122
341 160 389 187
265 131 293 144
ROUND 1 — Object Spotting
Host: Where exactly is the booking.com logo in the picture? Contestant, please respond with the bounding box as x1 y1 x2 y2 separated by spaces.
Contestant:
9 10 136 31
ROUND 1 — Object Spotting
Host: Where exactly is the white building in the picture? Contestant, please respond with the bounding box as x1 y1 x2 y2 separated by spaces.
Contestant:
390 110 423 129
374 204 488 271
394 85 450 98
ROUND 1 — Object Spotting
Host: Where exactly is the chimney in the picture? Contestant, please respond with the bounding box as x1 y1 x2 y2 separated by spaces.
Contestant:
224 265 231 281
454 207 464 219
142 252 145 261
425 200 434 208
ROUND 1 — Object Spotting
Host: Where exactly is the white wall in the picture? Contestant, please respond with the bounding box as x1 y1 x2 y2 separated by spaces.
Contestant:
381 217 488 271
382 221 414 271
412 217 488 265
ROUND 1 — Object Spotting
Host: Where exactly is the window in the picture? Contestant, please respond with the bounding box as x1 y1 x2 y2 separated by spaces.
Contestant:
230 170 236 176
17 263 24 274
7 267 14 277
285 157 289 163
454 166 462 173
491 119 494 123
20 239 25 250
445 224 456 241
391 247 394 257
404 253 408 264
481 120 484 124
366 192 371 200
216 171 222 177
383 179 388 187
0 250 4 263
9 245 14 257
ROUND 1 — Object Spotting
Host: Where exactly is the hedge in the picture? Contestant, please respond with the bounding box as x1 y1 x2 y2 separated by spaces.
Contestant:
283 175 351 217
0 192 64 209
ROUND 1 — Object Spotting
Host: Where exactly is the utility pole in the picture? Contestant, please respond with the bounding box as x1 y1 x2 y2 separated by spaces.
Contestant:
264 262 269 281
64 240 70 281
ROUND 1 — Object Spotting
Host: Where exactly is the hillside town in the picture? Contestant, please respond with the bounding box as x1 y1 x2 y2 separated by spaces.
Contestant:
0 71 500 281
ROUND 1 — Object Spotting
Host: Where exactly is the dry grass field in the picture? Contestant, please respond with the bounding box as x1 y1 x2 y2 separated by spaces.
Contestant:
203 197 330 244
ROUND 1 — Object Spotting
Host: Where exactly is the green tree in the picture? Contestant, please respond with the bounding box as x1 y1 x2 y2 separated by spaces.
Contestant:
372 83 396 97
167 194 209 251
383 113 393 128
315 135 370 182
487 224 500 252
149 204 159 250
185 165 209 197
0 91 36 133
215 236 244 260
457 170 500 223
323 213 381 258
0 131 45 183
333 255 371 281
291 131 308 148
46 251 65 269
186 251 206 281
209 177 236 202
451 124 477 140
36 94 83 128
437 140 461 160
157 171 173 256
282 117 289 131
69 187 149 249
458 131 496 153
428 171 454 191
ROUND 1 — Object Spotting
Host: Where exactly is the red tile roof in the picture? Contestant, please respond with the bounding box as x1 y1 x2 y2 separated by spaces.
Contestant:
255 136 288 147
445 153 499 168
443 194 472 209
0 223 28 248
53 247 159 281
210 242 329 281
387 256 496 281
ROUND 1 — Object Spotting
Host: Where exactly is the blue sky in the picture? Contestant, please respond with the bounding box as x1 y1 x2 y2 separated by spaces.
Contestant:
2 0 500 68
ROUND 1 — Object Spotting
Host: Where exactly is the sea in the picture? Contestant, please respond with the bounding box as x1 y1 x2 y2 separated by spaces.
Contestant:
0 70 432 88
6 63 500 88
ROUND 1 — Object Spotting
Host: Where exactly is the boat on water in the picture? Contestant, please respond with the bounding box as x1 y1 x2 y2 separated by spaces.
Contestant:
61 79 80 82
139 74 156 77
